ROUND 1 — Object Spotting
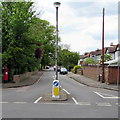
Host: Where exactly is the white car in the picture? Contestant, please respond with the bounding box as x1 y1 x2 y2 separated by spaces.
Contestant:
60 68 68 75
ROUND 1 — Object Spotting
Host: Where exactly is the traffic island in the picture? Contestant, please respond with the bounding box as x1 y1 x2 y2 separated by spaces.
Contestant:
42 90 68 101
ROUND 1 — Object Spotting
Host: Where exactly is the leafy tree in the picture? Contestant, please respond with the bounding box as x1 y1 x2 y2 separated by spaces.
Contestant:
83 57 95 65
2 2 39 78
58 48 80 71
103 54 112 62
28 18 56 68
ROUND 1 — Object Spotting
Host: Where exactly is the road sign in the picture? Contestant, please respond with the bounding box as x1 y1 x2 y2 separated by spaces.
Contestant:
52 80 59 98
53 81 59 87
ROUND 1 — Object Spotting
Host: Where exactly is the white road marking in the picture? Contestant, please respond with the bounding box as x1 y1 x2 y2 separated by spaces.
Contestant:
116 103 120 106
72 97 78 104
96 102 112 106
0 102 8 103
94 91 119 99
78 102 91 106
63 89 70 95
34 97 42 103
13 102 26 104
43 103 72 105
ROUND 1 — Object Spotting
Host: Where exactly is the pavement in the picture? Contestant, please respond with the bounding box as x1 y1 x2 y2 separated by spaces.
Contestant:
2 71 119 91
67 72 119 91
2 71 43 88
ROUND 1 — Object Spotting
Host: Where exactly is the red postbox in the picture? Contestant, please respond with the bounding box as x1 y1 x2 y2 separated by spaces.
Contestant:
3 66 8 82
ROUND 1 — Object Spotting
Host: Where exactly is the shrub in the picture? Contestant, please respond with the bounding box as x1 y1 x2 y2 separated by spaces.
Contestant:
73 65 82 74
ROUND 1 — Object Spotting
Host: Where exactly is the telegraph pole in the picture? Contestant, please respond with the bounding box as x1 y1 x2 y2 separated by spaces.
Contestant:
102 8 105 83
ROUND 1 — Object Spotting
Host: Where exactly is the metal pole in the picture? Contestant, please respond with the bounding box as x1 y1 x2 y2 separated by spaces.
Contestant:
55 7 58 80
102 8 105 83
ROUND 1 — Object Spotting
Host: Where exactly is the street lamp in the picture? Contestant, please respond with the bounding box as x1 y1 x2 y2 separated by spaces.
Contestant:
54 2 61 80
52 2 61 99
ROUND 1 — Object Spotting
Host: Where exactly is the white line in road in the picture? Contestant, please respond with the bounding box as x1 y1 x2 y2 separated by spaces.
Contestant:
94 91 105 98
34 97 42 103
78 102 91 106
43 103 72 105
116 103 120 106
63 89 70 95
96 102 112 106
72 97 78 104
0 102 8 103
94 91 119 99
13 102 26 104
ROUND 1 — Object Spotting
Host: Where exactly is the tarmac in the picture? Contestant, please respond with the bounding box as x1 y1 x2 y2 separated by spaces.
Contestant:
2 71 119 91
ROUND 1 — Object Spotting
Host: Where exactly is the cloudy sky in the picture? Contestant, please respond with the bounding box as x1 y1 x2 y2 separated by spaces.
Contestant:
33 0 119 54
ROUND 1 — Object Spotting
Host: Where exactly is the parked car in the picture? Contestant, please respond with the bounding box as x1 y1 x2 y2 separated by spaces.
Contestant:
60 68 68 75
45 66 50 69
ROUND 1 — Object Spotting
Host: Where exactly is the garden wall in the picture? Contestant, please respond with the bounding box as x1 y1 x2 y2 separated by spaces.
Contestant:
77 65 120 84
13 71 38 83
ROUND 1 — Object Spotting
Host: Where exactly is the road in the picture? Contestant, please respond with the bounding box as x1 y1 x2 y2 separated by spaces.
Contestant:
2 70 119 118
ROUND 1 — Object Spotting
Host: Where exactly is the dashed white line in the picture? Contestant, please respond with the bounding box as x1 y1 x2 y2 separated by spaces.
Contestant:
78 102 91 106
96 102 112 106
34 97 42 103
116 103 120 106
13 102 26 104
43 103 71 105
72 97 78 104
0 102 8 103
63 89 70 95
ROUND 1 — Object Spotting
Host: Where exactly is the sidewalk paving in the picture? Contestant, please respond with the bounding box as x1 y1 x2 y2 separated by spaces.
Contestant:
2 71 43 88
67 72 119 91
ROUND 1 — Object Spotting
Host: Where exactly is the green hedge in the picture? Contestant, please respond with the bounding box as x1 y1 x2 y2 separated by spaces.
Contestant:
73 65 82 74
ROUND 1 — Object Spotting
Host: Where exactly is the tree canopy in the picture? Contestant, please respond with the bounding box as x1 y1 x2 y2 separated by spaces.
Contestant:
2 2 56 79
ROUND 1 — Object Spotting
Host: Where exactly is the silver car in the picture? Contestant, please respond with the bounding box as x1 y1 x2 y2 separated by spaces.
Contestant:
60 68 68 75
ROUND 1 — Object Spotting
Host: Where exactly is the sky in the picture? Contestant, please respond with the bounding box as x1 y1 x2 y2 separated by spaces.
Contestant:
32 0 119 54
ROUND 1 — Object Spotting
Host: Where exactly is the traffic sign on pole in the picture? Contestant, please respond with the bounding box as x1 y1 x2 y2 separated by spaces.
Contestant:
52 80 59 98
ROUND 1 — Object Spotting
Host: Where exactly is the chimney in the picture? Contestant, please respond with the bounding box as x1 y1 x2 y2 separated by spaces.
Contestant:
110 43 114 46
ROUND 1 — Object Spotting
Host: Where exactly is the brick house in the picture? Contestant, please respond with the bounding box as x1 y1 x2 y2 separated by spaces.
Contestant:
77 43 120 84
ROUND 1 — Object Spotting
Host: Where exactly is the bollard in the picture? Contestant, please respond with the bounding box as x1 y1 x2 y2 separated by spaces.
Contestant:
52 80 59 98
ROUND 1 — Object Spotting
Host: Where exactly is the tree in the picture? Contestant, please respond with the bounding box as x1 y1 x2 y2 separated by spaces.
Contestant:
2 2 39 77
58 48 80 71
28 18 56 68
83 57 95 65
103 54 112 62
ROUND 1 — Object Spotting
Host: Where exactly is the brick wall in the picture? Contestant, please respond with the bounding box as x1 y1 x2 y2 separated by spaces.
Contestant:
77 65 120 84
82 65 99 80
107 66 120 84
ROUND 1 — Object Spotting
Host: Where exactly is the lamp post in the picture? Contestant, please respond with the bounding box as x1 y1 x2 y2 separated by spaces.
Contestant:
52 2 61 99
54 2 61 80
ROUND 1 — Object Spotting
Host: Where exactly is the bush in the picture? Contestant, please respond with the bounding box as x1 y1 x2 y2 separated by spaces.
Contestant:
73 65 82 74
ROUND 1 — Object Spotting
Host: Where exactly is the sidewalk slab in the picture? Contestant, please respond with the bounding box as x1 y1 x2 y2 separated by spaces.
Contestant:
2 71 43 88
67 72 119 91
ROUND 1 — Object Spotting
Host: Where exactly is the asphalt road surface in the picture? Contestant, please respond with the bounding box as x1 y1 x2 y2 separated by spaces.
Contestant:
2 69 119 118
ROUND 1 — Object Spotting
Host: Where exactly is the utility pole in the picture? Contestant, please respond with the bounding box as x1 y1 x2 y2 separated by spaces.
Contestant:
102 8 105 83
